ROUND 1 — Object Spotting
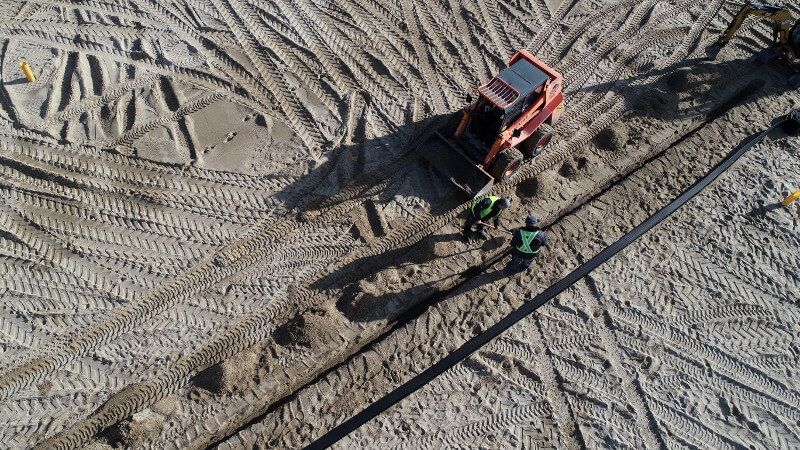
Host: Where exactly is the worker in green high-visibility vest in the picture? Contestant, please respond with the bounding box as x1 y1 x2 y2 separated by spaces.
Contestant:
507 215 548 274
462 196 511 242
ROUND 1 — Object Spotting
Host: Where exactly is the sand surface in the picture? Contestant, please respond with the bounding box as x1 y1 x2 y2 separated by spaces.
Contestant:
336 119 800 450
0 0 798 448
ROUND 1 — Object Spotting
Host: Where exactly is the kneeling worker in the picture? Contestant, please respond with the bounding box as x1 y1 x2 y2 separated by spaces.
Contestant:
463 196 511 241
508 215 547 273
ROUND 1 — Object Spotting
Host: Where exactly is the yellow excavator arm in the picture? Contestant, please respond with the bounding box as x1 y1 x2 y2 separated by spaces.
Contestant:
706 2 800 87
712 2 793 48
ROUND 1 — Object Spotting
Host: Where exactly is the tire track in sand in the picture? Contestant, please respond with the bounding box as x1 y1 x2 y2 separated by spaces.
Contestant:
398 0 448 114
1 112 447 440
582 277 666 450
206 0 326 149
529 317 583 449
51 28 717 444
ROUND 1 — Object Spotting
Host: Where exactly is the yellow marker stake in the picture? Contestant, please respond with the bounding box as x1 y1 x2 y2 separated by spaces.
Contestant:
781 190 800 207
20 61 36 82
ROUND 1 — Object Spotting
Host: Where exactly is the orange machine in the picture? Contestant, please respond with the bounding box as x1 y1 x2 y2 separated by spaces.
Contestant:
423 50 564 197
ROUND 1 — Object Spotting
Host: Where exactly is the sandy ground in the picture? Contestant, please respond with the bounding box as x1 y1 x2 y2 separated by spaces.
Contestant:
0 0 798 448
221 83 800 449
336 117 800 449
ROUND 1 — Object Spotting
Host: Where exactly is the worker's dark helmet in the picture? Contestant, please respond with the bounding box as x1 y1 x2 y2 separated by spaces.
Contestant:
497 198 510 208
525 215 538 226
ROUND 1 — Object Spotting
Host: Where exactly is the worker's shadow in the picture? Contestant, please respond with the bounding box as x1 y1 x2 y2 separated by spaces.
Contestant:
323 240 511 324
306 216 513 324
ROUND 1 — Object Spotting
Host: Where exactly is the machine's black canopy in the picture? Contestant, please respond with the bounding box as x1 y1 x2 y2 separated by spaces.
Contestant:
497 58 548 105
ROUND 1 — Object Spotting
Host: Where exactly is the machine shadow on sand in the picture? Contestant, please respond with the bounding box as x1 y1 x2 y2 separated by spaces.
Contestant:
324 231 512 323
262 104 530 325
270 111 466 216
576 56 795 122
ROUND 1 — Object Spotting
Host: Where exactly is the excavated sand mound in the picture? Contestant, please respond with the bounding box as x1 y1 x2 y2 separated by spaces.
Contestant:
337 269 407 322
275 310 337 349
594 122 629 152
193 348 261 394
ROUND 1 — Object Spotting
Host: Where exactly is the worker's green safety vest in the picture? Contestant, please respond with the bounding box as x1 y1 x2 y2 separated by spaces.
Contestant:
516 230 540 254
471 196 504 220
